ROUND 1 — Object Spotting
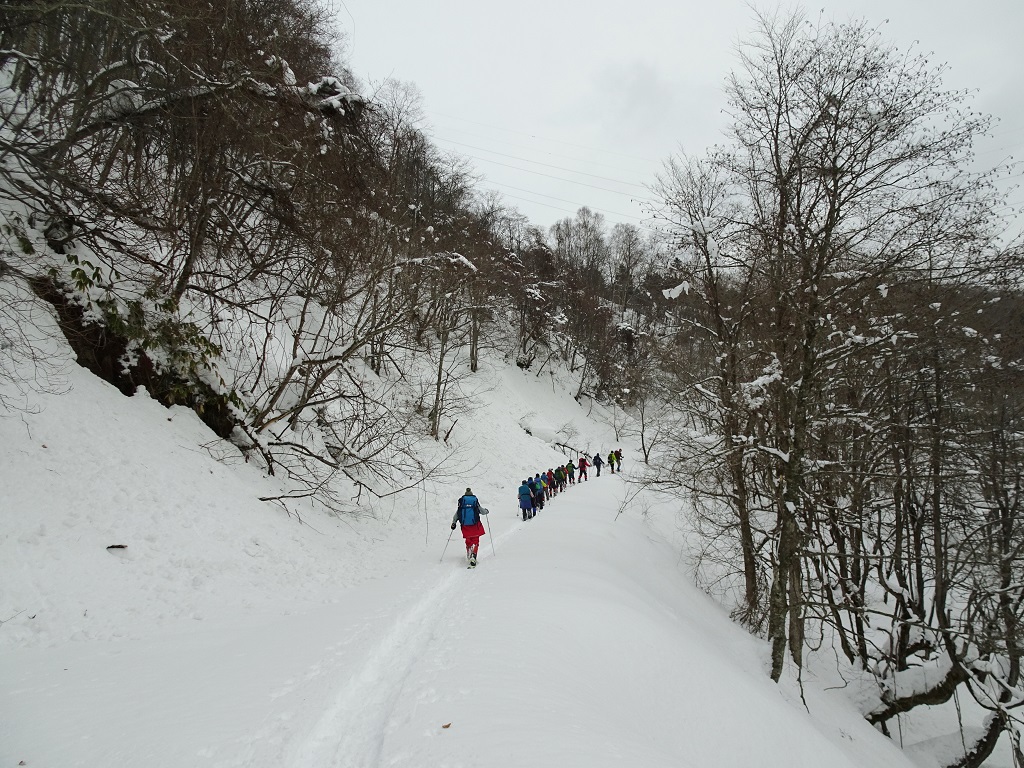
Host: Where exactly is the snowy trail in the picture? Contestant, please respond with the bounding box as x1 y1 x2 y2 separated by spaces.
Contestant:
275 478 627 768
0 318 948 767
282 501 533 767
309 474 910 768
0 485 529 768
283 562 464 766
1 473 915 768
2 565 441 768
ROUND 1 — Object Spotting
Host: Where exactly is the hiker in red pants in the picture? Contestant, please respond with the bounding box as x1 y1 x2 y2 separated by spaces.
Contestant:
452 488 488 567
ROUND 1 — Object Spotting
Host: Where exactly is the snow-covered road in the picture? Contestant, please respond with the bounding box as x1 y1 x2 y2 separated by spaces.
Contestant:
1 475 915 768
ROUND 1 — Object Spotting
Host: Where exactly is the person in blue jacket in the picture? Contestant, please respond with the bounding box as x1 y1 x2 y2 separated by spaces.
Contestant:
451 488 488 567
518 480 535 520
530 474 545 512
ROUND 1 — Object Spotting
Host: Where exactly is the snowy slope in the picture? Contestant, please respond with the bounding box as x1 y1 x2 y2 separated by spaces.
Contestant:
1 300 920 767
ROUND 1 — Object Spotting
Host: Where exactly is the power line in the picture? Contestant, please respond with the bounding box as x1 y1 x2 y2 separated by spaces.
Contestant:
422 108 1023 232
417 112 664 227
989 123 1024 139
488 180 638 209
487 181 650 220
496 192 662 235
499 191 624 220
498 192 577 215
427 121 658 176
425 108 1024 173
425 109 660 163
430 135 651 190
455 152 660 203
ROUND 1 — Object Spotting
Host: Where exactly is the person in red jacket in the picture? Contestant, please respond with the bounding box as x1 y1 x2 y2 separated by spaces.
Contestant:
451 488 488 567
578 455 589 481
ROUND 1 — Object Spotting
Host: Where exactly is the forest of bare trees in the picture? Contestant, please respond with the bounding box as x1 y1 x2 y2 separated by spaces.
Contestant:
0 0 644 511
3 3 1024 764
647 11 1024 766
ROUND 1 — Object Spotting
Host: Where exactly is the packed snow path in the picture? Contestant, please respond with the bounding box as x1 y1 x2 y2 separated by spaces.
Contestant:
2 474 911 768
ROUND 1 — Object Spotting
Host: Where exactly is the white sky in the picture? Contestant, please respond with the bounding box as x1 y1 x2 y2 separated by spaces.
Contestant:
335 0 1024 236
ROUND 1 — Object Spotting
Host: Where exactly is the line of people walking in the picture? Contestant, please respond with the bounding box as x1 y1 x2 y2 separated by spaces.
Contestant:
451 449 625 568
516 448 624 521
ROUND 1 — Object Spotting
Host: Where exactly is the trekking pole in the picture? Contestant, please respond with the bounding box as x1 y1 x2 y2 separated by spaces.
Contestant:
487 510 496 558
440 527 455 563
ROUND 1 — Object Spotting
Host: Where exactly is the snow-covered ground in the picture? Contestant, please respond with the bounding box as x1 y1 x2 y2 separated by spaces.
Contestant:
0 302 930 767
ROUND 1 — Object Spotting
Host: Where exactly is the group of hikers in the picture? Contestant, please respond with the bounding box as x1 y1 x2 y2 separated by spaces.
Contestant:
451 449 624 568
516 448 625 521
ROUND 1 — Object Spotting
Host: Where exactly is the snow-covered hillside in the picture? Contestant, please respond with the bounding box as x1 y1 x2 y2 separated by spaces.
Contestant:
0 298 928 768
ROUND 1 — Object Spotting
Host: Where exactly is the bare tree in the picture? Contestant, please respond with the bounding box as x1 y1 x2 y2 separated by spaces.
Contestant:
654 7 1014 703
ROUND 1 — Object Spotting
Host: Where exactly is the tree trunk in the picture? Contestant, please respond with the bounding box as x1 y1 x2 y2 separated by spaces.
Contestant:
429 324 449 440
769 502 800 681
469 310 479 372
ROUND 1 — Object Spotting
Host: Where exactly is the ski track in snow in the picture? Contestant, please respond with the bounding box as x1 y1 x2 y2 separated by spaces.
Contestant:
277 521 524 767
292 571 460 767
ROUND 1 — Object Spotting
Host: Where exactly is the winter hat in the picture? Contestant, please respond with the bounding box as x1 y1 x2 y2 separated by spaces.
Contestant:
466 487 472 494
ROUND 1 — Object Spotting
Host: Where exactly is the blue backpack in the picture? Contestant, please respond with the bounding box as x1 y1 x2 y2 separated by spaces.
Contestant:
458 495 480 526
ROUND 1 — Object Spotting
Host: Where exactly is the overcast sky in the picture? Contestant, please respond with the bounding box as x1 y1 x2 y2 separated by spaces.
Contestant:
336 0 1024 236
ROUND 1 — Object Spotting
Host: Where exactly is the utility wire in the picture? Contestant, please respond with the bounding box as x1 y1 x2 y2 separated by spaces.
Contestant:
425 109 659 163
430 135 651 189
423 108 1022 231
488 180 643 210
497 192 582 216
456 152 660 203
419 116 665 225
427 121 657 176
487 181 651 221
496 192 662 235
